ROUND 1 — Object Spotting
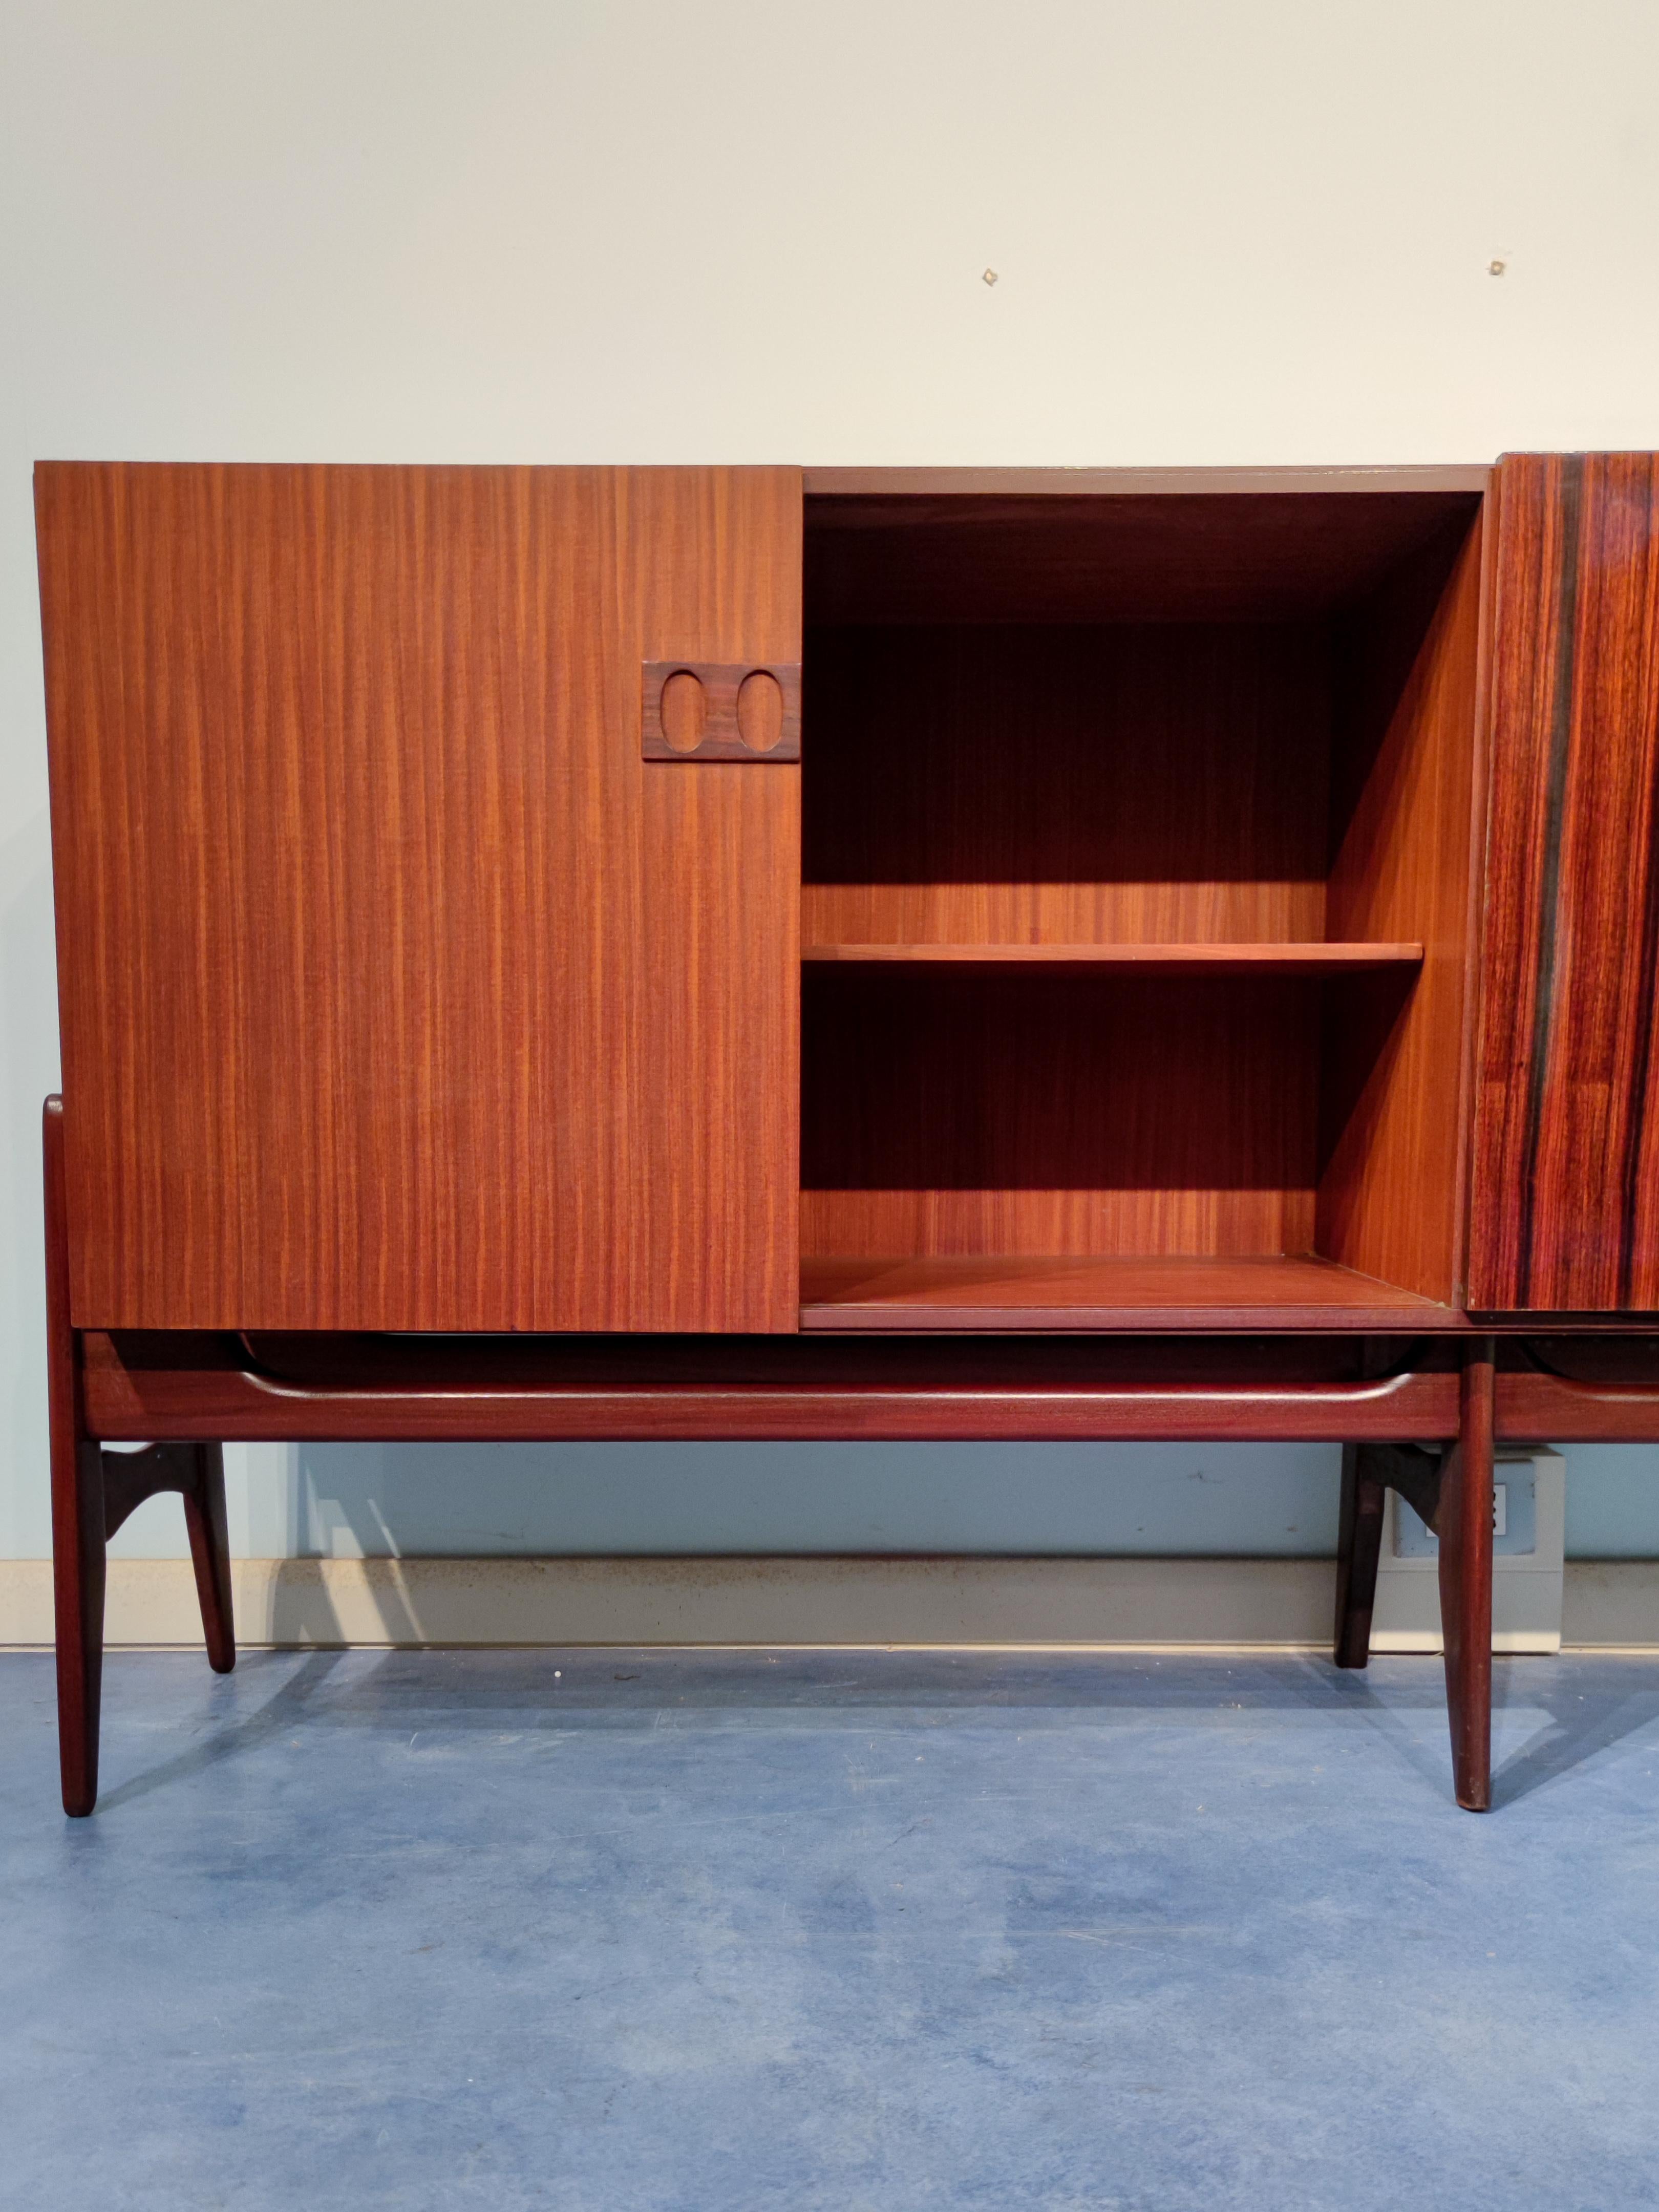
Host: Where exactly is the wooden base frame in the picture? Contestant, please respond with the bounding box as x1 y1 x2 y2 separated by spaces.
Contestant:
49 1095 1659 1819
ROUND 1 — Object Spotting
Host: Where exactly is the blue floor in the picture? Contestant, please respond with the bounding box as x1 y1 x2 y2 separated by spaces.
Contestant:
5 1649 1659 2210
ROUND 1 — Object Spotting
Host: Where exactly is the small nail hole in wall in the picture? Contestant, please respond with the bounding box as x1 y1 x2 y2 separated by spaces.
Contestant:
660 669 707 752
736 669 785 752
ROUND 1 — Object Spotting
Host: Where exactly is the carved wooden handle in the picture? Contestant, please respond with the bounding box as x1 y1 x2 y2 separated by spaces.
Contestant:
642 661 801 760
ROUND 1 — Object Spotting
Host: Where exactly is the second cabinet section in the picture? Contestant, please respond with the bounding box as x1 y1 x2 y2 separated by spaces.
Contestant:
797 479 1486 1328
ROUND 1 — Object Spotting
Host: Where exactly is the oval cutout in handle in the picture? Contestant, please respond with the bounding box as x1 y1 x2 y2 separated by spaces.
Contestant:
736 669 786 753
659 669 707 752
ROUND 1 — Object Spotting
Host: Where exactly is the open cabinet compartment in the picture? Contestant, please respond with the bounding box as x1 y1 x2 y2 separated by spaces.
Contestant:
798 476 1488 1329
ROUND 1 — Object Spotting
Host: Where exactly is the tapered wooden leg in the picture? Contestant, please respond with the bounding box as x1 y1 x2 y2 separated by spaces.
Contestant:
183 1444 236 1673
45 1097 103 1817
1334 1443 1386 1668
52 1439 107 1818
1438 1339 1496 1812
1334 1440 1449 1669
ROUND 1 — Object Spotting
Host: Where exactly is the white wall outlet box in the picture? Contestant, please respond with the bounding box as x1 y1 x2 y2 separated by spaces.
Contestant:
1370 1448 1565 1654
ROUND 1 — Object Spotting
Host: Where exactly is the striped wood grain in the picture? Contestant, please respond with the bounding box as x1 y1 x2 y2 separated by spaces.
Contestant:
37 463 802 1332
1471 452 1659 1309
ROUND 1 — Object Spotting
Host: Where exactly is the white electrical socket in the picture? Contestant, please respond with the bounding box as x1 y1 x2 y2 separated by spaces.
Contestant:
1370 1447 1564 1654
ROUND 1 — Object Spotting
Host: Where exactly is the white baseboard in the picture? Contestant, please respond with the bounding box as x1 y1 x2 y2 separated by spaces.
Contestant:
1356 1629 1564 1655
1561 1561 1659 1650
0 1555 1654 1652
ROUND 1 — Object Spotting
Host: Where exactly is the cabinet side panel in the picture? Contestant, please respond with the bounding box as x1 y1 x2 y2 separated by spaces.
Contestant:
1469 453 1659 1309
1318 508 1484 1303
37 462 800 1331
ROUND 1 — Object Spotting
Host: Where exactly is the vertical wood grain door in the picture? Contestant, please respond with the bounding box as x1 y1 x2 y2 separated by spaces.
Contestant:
37 464 801 1332
1470 452 1659 1309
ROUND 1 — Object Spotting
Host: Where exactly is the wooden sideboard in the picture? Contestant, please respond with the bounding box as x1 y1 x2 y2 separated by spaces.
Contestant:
35 458 1659 1815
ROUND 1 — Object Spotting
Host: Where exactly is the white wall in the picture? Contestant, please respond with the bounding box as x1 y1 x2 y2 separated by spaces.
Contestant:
7 0 1659 1565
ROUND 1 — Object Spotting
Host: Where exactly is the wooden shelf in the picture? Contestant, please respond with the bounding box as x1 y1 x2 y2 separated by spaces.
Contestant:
799 1254 1457 1332
802 943 1424 975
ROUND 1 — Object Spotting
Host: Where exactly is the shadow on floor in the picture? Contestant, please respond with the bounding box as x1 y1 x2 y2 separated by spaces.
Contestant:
83 1647 1659 1817
94 1651 348 1815
1492 1671 1659 1809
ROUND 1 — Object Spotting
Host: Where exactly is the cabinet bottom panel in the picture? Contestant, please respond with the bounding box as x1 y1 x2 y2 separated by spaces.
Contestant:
798 1253 1457 1331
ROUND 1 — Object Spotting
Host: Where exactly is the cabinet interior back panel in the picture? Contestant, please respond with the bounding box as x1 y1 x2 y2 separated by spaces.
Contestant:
801 969 1320 1260
801 624 1331 946
37 462 802 1332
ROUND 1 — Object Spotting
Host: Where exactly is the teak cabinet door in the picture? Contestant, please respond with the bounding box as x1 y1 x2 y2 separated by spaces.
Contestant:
1471 452 1659 1310
38 464 801 1332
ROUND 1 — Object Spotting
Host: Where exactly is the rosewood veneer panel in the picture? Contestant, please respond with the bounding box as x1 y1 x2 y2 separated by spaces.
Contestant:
1470 453 1659 1310
37 463 802 1332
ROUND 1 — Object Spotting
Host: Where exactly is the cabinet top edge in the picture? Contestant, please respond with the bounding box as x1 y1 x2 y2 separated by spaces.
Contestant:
31 460 806 478
32 460 1495 497
803 465 1493 498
